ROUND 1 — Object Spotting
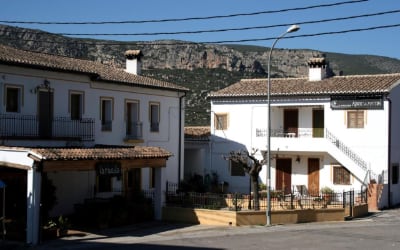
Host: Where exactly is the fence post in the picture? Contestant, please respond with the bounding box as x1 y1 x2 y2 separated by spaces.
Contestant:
343 190 346 209
350 189 354 218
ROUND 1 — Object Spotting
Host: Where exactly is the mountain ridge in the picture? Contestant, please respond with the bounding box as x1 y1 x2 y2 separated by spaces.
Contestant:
1 24 400 125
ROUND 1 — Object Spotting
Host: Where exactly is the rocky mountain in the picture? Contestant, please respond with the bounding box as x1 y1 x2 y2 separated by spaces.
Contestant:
1 24 400 125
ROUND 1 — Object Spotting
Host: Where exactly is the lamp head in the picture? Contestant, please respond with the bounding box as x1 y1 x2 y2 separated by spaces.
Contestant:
287 25 300 33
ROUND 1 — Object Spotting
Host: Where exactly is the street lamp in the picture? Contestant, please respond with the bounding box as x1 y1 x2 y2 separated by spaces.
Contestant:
266 24 300 226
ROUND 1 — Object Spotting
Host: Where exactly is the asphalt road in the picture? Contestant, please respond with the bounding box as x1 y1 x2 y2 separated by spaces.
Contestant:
4 208 400 250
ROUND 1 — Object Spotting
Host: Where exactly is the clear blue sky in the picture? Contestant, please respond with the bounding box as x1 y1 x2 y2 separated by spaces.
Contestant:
1 0 399 59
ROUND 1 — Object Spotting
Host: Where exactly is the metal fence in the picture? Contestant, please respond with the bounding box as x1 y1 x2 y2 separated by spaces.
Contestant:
165 183 367 212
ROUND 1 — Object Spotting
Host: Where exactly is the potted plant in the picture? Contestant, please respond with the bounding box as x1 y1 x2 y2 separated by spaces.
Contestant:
42 220 58 240
320 186 334 205
56 215 71 237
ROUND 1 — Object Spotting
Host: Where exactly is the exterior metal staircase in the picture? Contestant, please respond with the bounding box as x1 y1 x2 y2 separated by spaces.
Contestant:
325 129 376 184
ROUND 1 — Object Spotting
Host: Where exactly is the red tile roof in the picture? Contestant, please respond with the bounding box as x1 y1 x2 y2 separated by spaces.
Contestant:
184 126 211 140
28 146 172 161
0 44 188 92
208 74 400 98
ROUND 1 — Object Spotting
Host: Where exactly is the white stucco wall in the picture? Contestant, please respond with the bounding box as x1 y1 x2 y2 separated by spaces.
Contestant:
0 63 185 218
209 94 391 195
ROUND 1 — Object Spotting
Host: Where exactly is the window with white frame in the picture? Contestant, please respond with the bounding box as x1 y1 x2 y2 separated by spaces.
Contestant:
333 165 351 185
100 97 113 131
214 113 228 130
149 102 160 132
70 91 84 120
347 110 365 128
5 85 23 113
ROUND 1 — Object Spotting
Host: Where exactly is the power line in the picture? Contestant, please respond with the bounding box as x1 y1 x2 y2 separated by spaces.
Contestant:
43 10 400 37
206 23 400 44
0 0 368 25
2 23 398 46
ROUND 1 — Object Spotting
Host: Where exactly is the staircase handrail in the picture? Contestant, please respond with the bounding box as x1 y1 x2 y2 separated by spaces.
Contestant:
325 129 368 174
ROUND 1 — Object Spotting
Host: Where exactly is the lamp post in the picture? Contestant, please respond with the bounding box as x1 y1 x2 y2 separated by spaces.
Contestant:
266 25 300 226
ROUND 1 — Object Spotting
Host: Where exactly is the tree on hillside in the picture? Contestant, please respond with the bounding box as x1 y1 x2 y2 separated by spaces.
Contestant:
225 149 265 210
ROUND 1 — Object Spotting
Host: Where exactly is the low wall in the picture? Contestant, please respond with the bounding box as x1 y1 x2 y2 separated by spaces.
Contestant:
345 204 369 218
162 207 345 226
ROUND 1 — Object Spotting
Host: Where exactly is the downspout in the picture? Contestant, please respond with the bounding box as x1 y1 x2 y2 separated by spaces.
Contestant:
387 96 392 208
178 92 186 185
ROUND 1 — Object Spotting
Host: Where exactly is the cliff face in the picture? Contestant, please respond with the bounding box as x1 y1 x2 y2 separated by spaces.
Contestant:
1 24 400 125
0 24 324 77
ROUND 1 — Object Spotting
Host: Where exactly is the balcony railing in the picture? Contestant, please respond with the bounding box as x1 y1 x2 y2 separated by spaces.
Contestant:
0 113 95 141
126 121 143 140
256 128 315 138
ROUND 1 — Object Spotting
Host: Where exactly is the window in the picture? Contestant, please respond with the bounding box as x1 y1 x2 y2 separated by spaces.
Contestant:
70 91 84 120
230 160 245 176
333 165 351 185
5 85 22 113
100 97 113 131
392 164 399 185
214 113 228 130
126 100 141 138
347 110 364 128
149 102 160 132
96 162 121 193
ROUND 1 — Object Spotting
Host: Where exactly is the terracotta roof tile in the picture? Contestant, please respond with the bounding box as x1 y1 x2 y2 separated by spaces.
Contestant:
28 146 172 161
185 126 211 140
208 74 400 98
0 44 188 92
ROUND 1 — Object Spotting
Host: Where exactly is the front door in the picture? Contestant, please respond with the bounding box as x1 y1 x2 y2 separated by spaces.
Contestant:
284 109 298 137
308 158 320 196
312 109 324 138
38 90 53 138
276 158 292 194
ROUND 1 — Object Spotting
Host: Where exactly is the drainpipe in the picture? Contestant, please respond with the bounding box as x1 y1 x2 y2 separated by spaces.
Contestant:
178 92 186 185
387 96 392 208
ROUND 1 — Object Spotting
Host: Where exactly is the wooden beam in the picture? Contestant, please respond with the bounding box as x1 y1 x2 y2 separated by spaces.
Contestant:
42 158 167 172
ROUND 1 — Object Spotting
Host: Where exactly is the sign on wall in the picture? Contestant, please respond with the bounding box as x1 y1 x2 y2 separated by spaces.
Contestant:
330 95 384 110
96 162 121 176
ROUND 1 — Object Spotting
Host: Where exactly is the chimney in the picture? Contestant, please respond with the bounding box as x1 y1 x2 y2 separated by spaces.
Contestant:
308 57 327 81
124 50 143 75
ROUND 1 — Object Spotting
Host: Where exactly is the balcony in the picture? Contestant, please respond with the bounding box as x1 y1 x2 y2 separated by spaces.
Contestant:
125 121 143 141
0 113 95 141
254 127 326 152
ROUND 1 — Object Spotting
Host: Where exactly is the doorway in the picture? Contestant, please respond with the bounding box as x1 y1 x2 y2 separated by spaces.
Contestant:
38 90 53 138
284 109 298 137
308 158 320 196
276 158 292 194
312 109 324 138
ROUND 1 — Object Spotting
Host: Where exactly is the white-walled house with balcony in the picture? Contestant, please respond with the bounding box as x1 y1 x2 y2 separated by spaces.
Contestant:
206 57 400 211
0 45 187 244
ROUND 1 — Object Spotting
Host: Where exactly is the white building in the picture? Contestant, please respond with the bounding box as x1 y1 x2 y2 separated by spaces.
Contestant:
202 57 400 209
0 45 187 244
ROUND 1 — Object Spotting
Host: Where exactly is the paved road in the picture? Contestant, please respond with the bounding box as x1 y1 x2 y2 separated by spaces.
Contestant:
4 208 400 249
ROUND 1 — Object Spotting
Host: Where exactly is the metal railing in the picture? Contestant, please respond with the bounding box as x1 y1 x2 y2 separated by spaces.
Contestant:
0 113 95 141
326 129 368 173
126 121 143 140
256 128 315 138
164 187 367 211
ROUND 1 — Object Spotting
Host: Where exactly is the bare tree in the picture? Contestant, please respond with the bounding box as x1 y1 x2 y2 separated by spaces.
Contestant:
225 149 265 210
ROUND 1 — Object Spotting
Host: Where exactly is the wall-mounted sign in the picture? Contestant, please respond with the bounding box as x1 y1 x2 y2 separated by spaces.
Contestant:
330 95 383 110
96 162 121 176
